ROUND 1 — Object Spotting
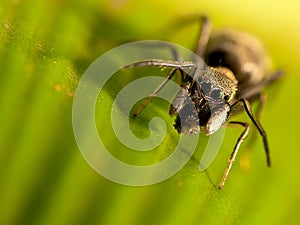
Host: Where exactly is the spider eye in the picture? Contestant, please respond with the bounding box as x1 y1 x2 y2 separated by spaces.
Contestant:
211 89 223 100
201 82 211 93
224 95 230 101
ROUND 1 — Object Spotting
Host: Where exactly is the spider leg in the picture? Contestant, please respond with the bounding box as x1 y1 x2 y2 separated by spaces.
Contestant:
133 68 179 116
125 41 182 61
230 98 271 167
195 15 212 58
124 58 197 117
240 70 284 101
254 93 266 124
124 60 195 70
239 93 266 169
219 121 250 189
265 70 284 85
240 98 271 167
124 60 196 117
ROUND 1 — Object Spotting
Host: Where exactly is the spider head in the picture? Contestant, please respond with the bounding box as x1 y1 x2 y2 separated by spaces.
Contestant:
170 66 238 135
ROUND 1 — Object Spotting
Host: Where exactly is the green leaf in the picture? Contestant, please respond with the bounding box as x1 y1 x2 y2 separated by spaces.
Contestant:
0 1 299 225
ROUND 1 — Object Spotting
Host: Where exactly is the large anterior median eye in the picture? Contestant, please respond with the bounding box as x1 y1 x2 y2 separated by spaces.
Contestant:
201 81 211 93
211 88 223 100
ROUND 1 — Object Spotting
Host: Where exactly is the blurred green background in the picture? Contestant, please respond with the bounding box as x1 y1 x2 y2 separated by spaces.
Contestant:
1 0 299 225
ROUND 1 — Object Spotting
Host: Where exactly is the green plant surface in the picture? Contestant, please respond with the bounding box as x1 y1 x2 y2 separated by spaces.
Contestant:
0 0 299 225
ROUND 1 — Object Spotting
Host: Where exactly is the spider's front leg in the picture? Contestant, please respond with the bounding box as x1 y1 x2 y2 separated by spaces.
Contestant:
124 60 197 117
132 67 178 117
